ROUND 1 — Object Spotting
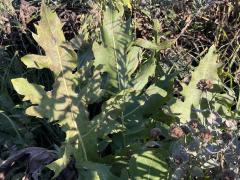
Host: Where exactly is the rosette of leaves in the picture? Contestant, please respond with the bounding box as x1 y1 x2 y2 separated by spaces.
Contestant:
164 45 235 123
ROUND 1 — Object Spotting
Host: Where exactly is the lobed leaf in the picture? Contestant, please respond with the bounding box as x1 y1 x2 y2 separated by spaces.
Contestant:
93 4 136 91
165 45 221 122
11 3 101 177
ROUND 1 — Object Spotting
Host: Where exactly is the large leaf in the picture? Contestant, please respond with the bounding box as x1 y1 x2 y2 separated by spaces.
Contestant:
165 45 221 122
93 4 140 91
93 4 172 93
11 3 102 177
93 83 169 152
20 3 76 76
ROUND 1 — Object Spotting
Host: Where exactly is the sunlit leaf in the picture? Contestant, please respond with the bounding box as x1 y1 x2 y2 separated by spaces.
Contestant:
93 4 133 91
165 45 221 122
11 3 102 177
129 150 169 180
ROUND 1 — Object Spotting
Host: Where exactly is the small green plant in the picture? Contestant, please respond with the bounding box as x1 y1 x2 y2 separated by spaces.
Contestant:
8 1 172 179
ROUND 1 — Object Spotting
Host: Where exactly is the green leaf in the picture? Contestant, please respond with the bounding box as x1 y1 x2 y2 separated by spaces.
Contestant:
21 2 76 75
129 150 169 180
12 75 99 178
93 5 172 93
123 84 168 143
93 4 135 91
11 3 102 177
133 57 156 91
21 55 52 69
126 46 141 76
165 45 221 122
11 78 45 104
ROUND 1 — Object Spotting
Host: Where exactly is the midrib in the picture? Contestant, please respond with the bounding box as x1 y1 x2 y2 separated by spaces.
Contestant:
43 7 88 161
